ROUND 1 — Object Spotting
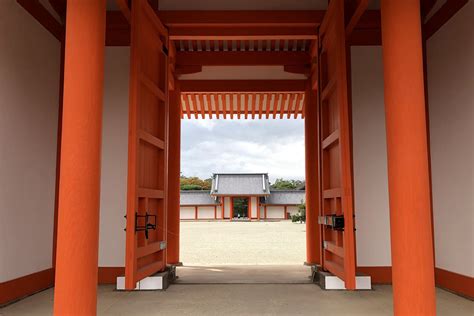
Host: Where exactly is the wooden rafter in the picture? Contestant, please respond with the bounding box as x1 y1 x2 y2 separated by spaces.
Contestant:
280 94 288 119
198 94 205 119
244 94 249 119
286 94 292 119
17 0 63 41
294 93 303 119
229 94 234 119
258 94 264 119
346 0 369 37
193 94 199 119
211 94 218 119
265 94 272 119
424 0 469 39
251 94 256 119
236 94 241 119
116 0 131 23
180 92 305 120
273 94 280 119
185 94 192 119
219 94 226 119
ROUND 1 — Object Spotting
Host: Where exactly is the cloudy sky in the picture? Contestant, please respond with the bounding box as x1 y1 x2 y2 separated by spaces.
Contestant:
181 118 305 183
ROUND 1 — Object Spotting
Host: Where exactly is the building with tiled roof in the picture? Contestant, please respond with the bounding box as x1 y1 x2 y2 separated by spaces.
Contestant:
180 173 305 220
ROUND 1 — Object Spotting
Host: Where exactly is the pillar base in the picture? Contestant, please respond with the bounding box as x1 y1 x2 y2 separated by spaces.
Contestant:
117 267 176 291
316 270 371 290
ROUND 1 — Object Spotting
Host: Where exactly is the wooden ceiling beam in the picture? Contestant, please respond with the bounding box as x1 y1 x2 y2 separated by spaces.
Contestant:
175 65 202 76
346 0 369 37
116 0 131 23
158 10 324 27
17 0 63 41
168 26 318 40
424 0 469 39
105 10 382 46
284 65 311 76
48 0 66 20
176 51 310 66
179 80 307 93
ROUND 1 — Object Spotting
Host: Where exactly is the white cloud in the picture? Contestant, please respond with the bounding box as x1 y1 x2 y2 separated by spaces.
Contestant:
181 118 305 183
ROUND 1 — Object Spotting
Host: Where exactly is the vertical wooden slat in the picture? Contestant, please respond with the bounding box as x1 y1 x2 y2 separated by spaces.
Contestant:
265 94 272 118
229 94 235 119
279 94 288 119
296 93 302 118
220 93 226 119
244 94 249 119
237 93 242 119
287 93 295 118
198 94 205 119
273 94 280 119
251 94 257 119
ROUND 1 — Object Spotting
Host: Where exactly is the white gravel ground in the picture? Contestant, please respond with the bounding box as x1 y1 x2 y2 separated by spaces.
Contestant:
180 220 306 265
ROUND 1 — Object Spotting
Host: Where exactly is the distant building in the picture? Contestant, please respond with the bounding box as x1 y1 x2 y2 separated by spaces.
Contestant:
180 173 305 220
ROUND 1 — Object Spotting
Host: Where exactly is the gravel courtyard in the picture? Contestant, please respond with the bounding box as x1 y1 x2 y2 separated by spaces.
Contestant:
180 220 306 265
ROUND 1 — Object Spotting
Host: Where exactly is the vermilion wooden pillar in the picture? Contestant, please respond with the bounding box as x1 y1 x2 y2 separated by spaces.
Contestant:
53 1 106 315
381 1 436 314
167 84 181 265
304 84 321 265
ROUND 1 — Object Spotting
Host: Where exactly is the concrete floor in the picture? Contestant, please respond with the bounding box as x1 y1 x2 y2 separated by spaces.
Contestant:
2 222 472 315
176 265 312 284
1 284 472 315
181 221 306 265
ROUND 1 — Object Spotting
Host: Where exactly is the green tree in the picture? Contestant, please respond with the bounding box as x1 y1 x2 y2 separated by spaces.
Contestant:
271 178 304 190
180 175 212 190
291 201 306 223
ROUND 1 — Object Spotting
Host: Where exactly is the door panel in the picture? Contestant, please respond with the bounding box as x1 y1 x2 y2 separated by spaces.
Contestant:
125 0 169 290
318 0 356 290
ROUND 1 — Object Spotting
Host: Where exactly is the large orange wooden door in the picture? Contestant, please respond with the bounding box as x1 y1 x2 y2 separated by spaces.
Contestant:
317 0 356 289
125 0 169 290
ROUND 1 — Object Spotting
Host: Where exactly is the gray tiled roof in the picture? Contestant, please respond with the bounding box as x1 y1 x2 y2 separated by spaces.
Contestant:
264 190 306 205
211 173 270 196
180 191 218 205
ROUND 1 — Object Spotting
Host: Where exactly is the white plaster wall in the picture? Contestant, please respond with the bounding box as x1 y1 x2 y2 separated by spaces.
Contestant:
351 46 392 267
197 206 215 219
287 206 299 216
180 207 195 220
250 197 258 218
0 0 60 282
427 3 473 277
266 206 285 219
216 205 223 219
224 197 231 218
98 47 130 267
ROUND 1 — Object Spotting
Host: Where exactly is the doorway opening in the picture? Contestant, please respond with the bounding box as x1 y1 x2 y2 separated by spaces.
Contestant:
232 197 249 219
